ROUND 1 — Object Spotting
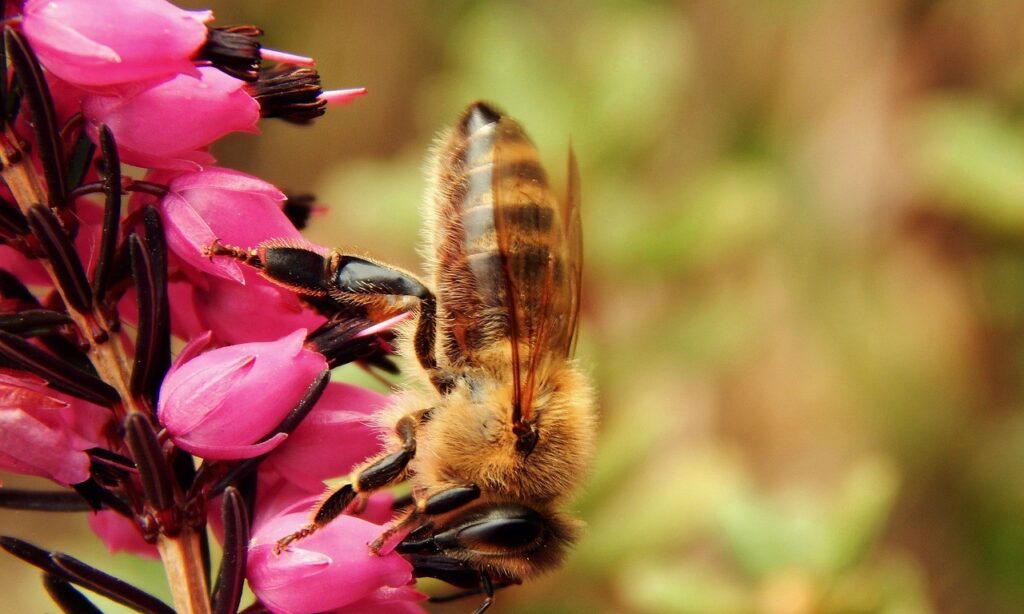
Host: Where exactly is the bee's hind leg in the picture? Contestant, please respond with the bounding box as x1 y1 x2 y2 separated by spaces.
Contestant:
274 411 425 553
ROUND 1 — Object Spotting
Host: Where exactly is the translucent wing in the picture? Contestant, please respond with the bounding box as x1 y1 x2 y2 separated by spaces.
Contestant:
489 116 577 423
561 146 583 358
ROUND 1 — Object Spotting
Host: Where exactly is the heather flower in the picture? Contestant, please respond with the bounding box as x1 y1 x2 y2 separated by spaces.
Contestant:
81 67 260 169
157 329 327 460
192 268 325 345
87 510 160 560
340 586 428 614
22 0 211 89
263 382 388 492
248 498 416 614
0 371 109 485
157 167 300 282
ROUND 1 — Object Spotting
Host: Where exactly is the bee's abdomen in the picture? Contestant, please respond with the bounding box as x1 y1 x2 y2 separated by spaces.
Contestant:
431 103 567 361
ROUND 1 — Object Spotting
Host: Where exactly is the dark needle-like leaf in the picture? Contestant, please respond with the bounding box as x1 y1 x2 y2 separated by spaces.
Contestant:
0 309 72 336
64 120 96 194
123 413 174 512
128 208 169 401
26 205 91 312
4 28 65 207
0 535 58 571
0 489 90 512
212 487 249 614
43 573 104 614
0 330 118 406
91 125 120 302
50 552 176 614
72 480 132 517
0 196 28 236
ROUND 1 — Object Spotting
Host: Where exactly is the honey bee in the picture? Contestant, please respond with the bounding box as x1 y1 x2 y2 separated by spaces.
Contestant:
214 102 594 611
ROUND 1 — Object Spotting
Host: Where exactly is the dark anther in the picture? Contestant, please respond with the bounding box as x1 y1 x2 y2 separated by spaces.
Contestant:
283 192 316 230
250 64 325 124
199 25 263 82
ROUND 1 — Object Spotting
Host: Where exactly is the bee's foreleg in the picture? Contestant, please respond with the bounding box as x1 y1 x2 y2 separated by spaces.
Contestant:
274 412 422 554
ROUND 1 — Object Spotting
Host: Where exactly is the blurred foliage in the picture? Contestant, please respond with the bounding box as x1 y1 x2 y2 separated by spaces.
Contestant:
6 0 1024 612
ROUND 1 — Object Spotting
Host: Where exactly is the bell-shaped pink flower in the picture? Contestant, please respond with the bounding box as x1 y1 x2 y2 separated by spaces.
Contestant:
87 510 159 559
23 0 211 89
157 329 327 460
157 167 300 282
248 496 415 614
265 382 388 493
193 268 325 345
82 67 259 170
0 370 110 485
340 586 428 614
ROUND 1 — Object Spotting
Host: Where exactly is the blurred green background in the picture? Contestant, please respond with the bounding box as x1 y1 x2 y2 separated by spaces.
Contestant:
5 0 1024 612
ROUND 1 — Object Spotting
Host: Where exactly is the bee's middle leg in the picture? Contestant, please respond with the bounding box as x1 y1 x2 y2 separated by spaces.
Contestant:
369 483 481 553
274 411 424 553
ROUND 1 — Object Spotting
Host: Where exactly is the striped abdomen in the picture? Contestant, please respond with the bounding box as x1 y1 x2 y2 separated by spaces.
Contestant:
427 102 571 369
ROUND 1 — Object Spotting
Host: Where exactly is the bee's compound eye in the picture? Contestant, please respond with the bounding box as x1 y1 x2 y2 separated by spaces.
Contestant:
435 506 546 554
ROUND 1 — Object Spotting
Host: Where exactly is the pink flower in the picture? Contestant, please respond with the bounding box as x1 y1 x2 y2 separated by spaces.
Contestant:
82 67 259 169
339 586 428 614
264 382 387 493
0 370 110 485
0 245 50 287
248 496 415 614
87 510 159 560
193 268 325 345
157 329 326 460
23 0 211 89
157 167 299 282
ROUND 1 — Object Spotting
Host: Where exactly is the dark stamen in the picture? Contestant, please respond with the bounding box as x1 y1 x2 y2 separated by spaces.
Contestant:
250 64 325 124
199 25 262 82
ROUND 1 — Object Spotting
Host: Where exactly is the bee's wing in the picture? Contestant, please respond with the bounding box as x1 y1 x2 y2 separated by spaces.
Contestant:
491 118 577 423
561 146 582 358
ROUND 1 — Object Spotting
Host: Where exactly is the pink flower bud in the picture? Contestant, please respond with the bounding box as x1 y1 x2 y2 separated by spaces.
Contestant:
87 510 159 559
0 370 109 485
157 329 326 460
157 167 299 282
265 382 388 493
23 0 211 89
248 498 415 614
193 268 324 345
82 67 259 170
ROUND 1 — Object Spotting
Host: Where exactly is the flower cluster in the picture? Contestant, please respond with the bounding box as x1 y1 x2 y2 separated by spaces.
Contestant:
0 1 423 613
